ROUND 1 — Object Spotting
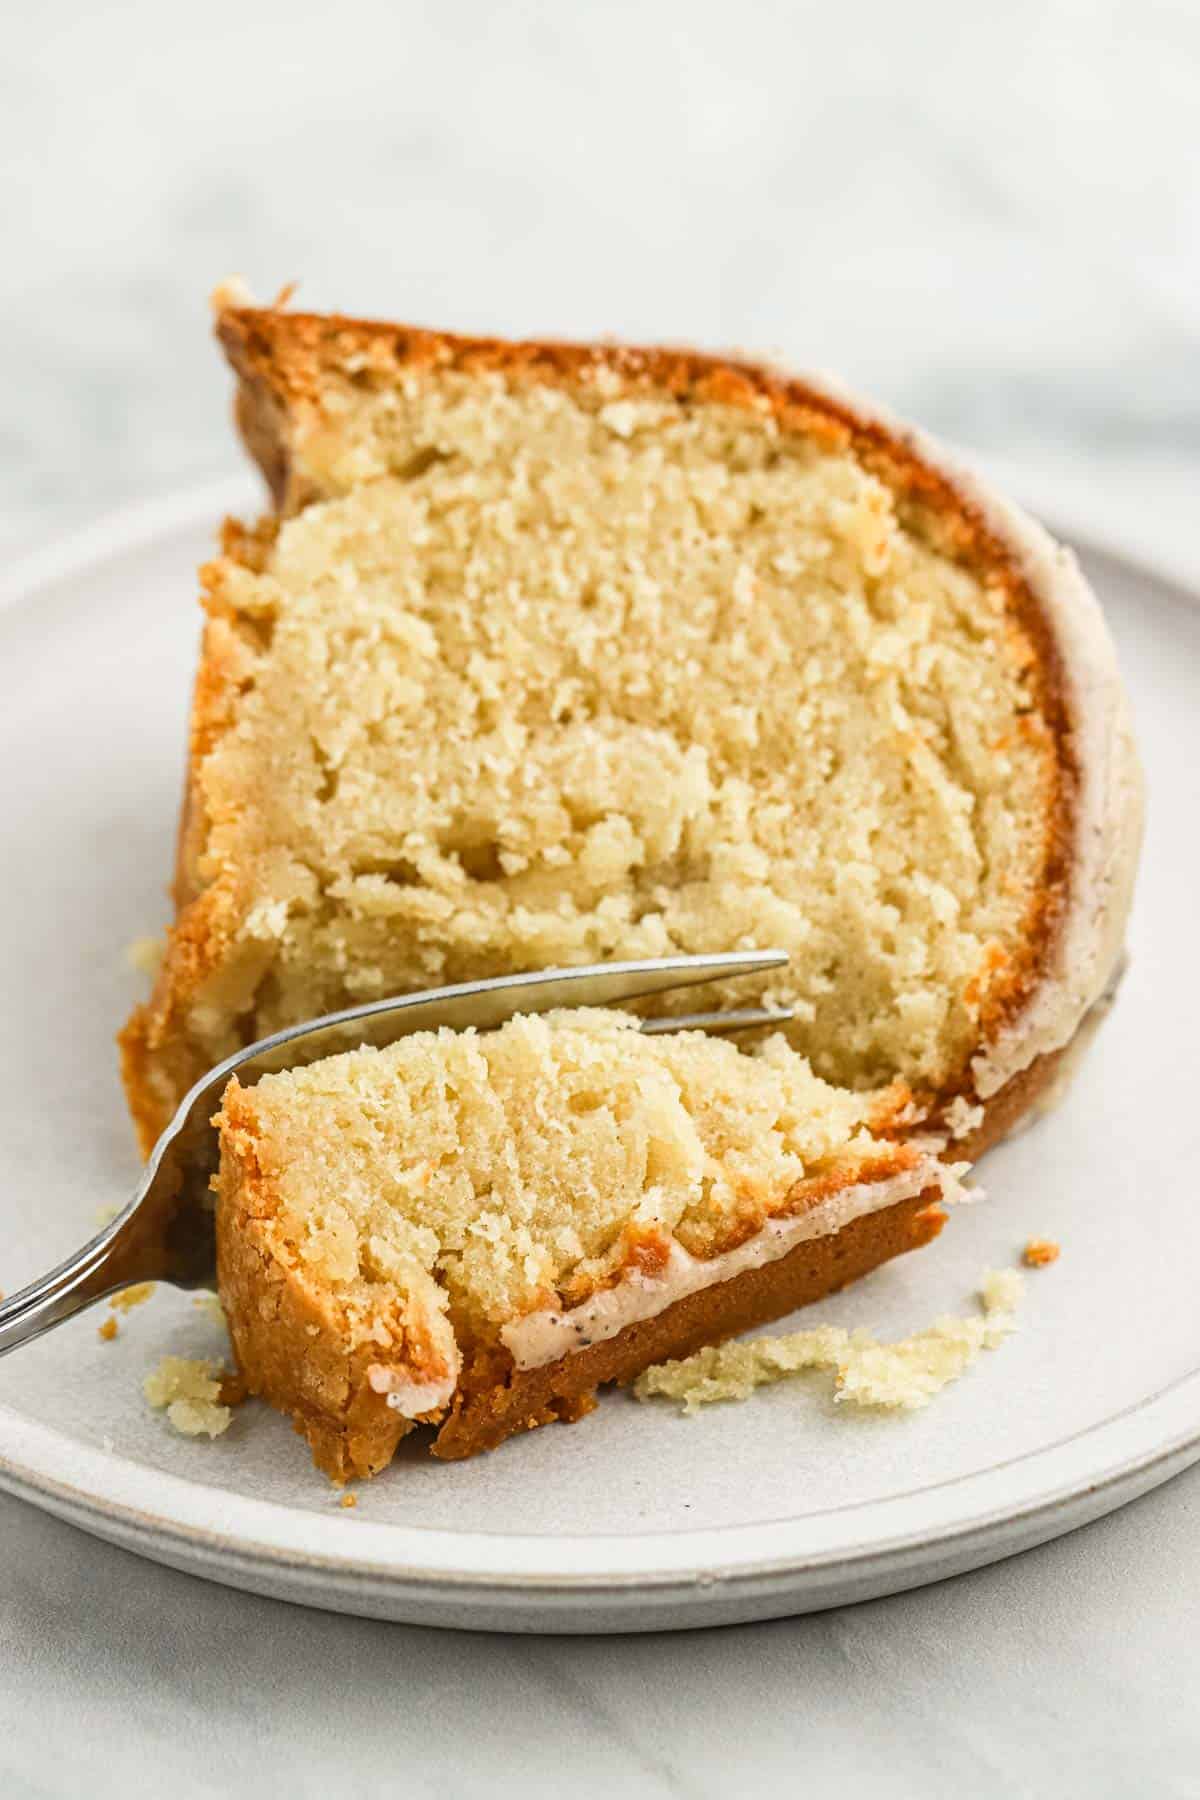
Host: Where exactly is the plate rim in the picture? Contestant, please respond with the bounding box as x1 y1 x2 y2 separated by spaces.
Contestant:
1 472 1197 1621
3 1366 1200 1595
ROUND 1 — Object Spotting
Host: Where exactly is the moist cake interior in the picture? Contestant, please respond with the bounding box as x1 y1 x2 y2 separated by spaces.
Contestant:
186 372 1055 1104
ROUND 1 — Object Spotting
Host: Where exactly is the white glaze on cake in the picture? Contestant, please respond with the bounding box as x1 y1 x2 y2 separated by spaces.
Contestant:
368 1365 460 1421
501 1156 951 1372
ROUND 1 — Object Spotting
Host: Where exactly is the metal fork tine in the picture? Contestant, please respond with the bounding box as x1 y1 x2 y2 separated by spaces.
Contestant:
234 951 790 1082
639 1006 794 1035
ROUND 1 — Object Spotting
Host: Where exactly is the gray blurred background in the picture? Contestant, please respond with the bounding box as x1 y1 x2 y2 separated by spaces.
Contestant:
3 0 1198 563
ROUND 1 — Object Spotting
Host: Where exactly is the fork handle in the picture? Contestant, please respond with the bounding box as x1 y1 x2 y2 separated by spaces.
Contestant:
0 1217 155 1356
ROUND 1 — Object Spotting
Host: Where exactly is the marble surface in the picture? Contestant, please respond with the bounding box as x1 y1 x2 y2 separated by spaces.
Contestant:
2 1 1199 1793
2 1473 1200 1799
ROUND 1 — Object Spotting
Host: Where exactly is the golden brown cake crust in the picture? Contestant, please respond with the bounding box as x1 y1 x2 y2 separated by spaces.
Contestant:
216 1077 438 1481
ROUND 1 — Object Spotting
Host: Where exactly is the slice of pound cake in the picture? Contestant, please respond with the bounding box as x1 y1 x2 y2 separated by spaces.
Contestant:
121 292 1141 1166
214 1011 954 1478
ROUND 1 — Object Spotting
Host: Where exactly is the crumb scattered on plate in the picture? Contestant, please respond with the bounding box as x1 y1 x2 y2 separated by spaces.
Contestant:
143 1356 239 1438
110 1282 156 1313
125 935 164 977
1023 1237 1061 1267
97 1316 119 1342
340 1493 358 1510
635 1268 1024 1416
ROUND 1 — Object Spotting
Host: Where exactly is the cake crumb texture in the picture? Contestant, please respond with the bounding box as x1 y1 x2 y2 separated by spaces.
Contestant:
219 1010 913 1351
634 1266 1023 1413
110 1282 156 1313
143 1356 237 1438
1023 1237 1061 1267
186 428 1048 1085
121 316 1129 1154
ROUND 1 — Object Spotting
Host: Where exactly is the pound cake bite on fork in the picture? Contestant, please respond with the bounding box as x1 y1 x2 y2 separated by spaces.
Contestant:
121 290 1141 1473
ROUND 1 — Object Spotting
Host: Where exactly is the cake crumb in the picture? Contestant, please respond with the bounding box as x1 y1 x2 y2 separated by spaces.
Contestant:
635 1268 1024 1415
97 1316 119 1342
210 273 257 315
143 1356 238 1438
979 1266 1024 1316
943 1095 985 1139
340 1493 358 1509
125 935 164 978
1023 1237 1060 1268
110 1282 156 1313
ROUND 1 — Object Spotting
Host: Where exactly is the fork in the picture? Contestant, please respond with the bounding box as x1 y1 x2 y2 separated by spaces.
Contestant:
0 951 790 1356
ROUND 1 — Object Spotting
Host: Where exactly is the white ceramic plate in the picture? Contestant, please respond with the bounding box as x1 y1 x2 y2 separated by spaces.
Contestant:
0 478 1197 1634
